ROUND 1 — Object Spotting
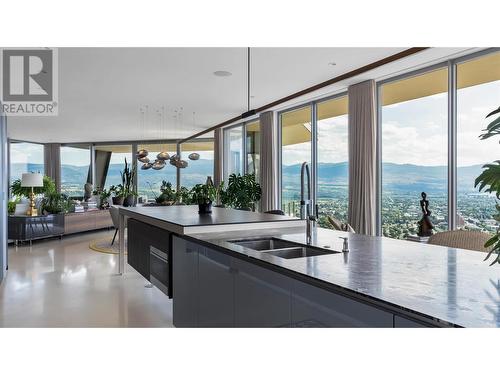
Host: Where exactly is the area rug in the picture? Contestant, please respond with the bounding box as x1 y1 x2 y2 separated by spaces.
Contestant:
89 236 127 255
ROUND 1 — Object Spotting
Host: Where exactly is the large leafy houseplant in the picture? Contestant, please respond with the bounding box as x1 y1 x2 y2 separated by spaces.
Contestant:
10 175 56 198
474 105 500 265
223 173 262 211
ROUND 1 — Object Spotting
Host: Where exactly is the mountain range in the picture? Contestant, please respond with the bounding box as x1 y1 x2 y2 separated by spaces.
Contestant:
11 161 487 194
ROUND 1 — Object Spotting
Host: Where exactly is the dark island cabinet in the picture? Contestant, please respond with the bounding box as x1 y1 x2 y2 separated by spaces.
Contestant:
290 280 393 327
127 218 171 284
233 258 291 327
393 315 430 328
127 219 151 280
172 237 430 328
198 247 234 327
172 236 199 328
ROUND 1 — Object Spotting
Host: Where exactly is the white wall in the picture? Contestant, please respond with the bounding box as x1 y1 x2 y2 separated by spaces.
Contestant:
0 111 7 282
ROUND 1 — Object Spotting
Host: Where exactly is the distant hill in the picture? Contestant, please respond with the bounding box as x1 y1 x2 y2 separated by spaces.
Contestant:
10 161 486 194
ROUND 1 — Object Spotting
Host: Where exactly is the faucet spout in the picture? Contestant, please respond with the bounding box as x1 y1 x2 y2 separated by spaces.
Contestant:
300 161 315 244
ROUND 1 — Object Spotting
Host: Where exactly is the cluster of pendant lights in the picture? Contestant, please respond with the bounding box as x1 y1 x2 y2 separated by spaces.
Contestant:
136 106 200 171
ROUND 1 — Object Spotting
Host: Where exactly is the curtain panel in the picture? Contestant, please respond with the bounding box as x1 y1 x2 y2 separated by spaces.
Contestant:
44 143 61 192
347 80 377 235
259 111 279 212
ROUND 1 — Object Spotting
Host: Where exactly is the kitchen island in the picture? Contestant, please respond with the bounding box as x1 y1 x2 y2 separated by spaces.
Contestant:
178 227 500 328
118 205 303 295
120 205 500 328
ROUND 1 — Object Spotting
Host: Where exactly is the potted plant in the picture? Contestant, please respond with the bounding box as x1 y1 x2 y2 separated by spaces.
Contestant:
156 180 176 205
120 158 137 207
474 105 500 265
94 188 112 209
175 186 192 205
191 183 216 214
10 175 56 198
223 173 262 211
40 192 73 214
110 184 125 205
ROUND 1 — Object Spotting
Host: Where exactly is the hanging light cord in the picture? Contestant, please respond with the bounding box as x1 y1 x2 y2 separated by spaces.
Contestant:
247 46 250 112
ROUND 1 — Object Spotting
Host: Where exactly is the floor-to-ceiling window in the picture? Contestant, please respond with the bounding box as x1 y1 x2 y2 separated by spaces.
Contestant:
136 143 177 201
280 106 312 217
94 144 133 191
9 141 44 186
457 51 500 233
60 144 91 198
317 96 349 228
180 139 214 188
246 121 260 180
224 125 244 181
380 67 449 239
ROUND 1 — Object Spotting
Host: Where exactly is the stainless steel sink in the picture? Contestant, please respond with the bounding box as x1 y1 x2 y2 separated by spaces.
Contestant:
228 237 339 259
265 247 337 259
229 238 298 251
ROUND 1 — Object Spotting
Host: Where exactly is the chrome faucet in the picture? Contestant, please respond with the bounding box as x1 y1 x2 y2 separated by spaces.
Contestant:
300 162 315 244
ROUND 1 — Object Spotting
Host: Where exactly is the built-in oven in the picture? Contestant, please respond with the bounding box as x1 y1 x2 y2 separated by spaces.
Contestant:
150 245 170 296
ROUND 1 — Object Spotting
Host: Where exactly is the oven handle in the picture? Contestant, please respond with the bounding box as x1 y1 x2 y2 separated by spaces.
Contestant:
150 246 168 262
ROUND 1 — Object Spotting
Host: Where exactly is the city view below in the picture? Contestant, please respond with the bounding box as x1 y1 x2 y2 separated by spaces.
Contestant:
282 161 498 238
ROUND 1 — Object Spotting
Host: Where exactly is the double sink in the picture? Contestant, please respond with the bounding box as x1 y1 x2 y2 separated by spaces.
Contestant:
228 237 340 259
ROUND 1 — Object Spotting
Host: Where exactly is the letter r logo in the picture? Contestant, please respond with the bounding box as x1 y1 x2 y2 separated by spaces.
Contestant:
2 49 53 102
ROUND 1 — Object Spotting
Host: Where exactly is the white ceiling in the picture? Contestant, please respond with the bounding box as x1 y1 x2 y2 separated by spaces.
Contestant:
6 47 480 143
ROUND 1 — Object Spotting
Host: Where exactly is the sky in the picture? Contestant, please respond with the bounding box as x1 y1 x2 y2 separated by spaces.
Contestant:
282 80 500 167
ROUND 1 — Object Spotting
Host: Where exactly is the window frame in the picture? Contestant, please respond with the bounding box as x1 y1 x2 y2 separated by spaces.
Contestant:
277 91 349 215
375 47 500 236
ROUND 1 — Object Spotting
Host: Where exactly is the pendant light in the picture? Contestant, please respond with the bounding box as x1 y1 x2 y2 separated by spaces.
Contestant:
188 111 200 162
138 156 150 163
141 162 153 170
137 106 149 160
175 159 188 168
156 106 170 161
152 159 166 170
176 107 189 168
169 153 179 165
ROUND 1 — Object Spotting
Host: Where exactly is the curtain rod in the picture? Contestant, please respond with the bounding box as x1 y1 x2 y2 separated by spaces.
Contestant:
179 47 429 144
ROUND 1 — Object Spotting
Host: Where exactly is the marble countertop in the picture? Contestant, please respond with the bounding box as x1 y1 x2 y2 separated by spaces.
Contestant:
119 205 303 234
188 227 500 328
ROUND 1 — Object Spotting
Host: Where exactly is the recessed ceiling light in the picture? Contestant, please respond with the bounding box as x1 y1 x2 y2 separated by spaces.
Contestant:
328 62 337 66
213 70 232 77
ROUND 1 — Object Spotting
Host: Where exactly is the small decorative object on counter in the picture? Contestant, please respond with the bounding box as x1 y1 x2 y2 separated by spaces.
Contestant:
191 183 216 214
188 152 200 160
417 192 434 237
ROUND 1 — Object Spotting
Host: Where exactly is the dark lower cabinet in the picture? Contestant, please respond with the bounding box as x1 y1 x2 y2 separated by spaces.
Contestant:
172 236 199 328
172 237 432 328
393 315 430 328
233 258 291 327
128 219 172 297
127 219 151 280
198 247 234 327
291 280 393 327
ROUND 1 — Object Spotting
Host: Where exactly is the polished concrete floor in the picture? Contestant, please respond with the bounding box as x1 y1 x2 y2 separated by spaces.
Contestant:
0 230 173 327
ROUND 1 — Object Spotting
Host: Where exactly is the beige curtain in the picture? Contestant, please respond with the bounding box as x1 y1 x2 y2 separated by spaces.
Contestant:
347 80 376 235
44 143 61 192
259 111 279 212
213 128 224 187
